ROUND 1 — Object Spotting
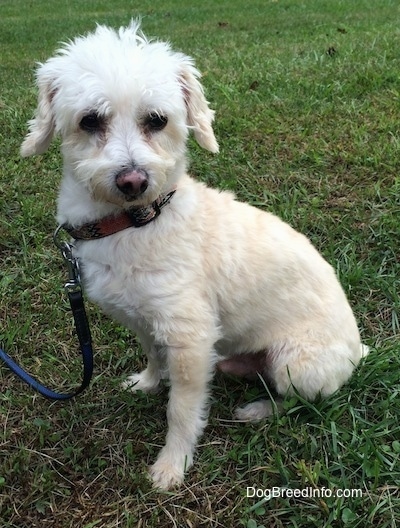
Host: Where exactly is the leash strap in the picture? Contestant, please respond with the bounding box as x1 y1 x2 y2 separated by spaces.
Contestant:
0 233 94 400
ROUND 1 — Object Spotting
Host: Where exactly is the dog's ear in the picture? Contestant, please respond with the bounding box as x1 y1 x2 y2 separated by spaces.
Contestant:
179 64 219 153
21 69 56 157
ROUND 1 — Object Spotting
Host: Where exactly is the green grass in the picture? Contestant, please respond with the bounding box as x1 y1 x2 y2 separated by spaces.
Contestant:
1 0 399 526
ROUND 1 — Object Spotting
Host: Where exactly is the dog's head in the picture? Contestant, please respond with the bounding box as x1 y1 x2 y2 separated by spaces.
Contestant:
21 21 218 207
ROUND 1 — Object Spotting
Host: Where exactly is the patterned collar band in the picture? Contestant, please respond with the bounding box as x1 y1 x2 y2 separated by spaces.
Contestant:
62 189 176 240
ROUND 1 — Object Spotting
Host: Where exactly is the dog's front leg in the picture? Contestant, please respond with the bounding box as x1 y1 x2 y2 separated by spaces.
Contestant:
149 341 215 490
122 331 162 394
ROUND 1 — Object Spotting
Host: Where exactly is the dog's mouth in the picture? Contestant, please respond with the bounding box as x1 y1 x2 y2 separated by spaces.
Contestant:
115 167 149 201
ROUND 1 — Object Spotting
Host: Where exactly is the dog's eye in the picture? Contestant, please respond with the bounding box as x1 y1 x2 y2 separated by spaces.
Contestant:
145 113 168 131
79 113 102 133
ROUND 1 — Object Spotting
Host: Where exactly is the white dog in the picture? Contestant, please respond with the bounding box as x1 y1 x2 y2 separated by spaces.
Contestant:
21 21 368 490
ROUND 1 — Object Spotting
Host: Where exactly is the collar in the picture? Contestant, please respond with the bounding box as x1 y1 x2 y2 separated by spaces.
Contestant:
62 189 176 240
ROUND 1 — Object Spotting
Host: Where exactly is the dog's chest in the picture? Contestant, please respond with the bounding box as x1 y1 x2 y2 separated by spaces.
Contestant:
74 237 182 332
76 243 138 317
82 258 141 325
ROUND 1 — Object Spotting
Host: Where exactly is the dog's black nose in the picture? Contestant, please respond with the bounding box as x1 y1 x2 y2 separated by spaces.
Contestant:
115 168 149 199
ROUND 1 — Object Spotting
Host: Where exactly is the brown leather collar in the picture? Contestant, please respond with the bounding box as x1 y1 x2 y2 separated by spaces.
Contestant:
62 189 176 240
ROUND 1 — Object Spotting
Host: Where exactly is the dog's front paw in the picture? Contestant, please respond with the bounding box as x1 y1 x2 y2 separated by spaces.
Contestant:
122 371 160 394
149 459 184 491
149 446 193 490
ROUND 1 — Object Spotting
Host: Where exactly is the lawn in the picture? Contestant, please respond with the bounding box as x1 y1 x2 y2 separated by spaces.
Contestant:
1 0 399 527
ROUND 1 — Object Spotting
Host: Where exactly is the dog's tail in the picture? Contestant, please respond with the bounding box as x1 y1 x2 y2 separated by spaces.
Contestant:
360 343 370 358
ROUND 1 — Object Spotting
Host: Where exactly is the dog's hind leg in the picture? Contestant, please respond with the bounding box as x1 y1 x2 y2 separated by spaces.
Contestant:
234 398 284 421
269 338 364 402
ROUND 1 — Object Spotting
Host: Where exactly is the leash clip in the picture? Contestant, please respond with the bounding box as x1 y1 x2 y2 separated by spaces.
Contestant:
53 225 81 293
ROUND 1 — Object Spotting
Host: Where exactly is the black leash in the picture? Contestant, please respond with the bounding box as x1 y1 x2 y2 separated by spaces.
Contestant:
0 227 93 400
